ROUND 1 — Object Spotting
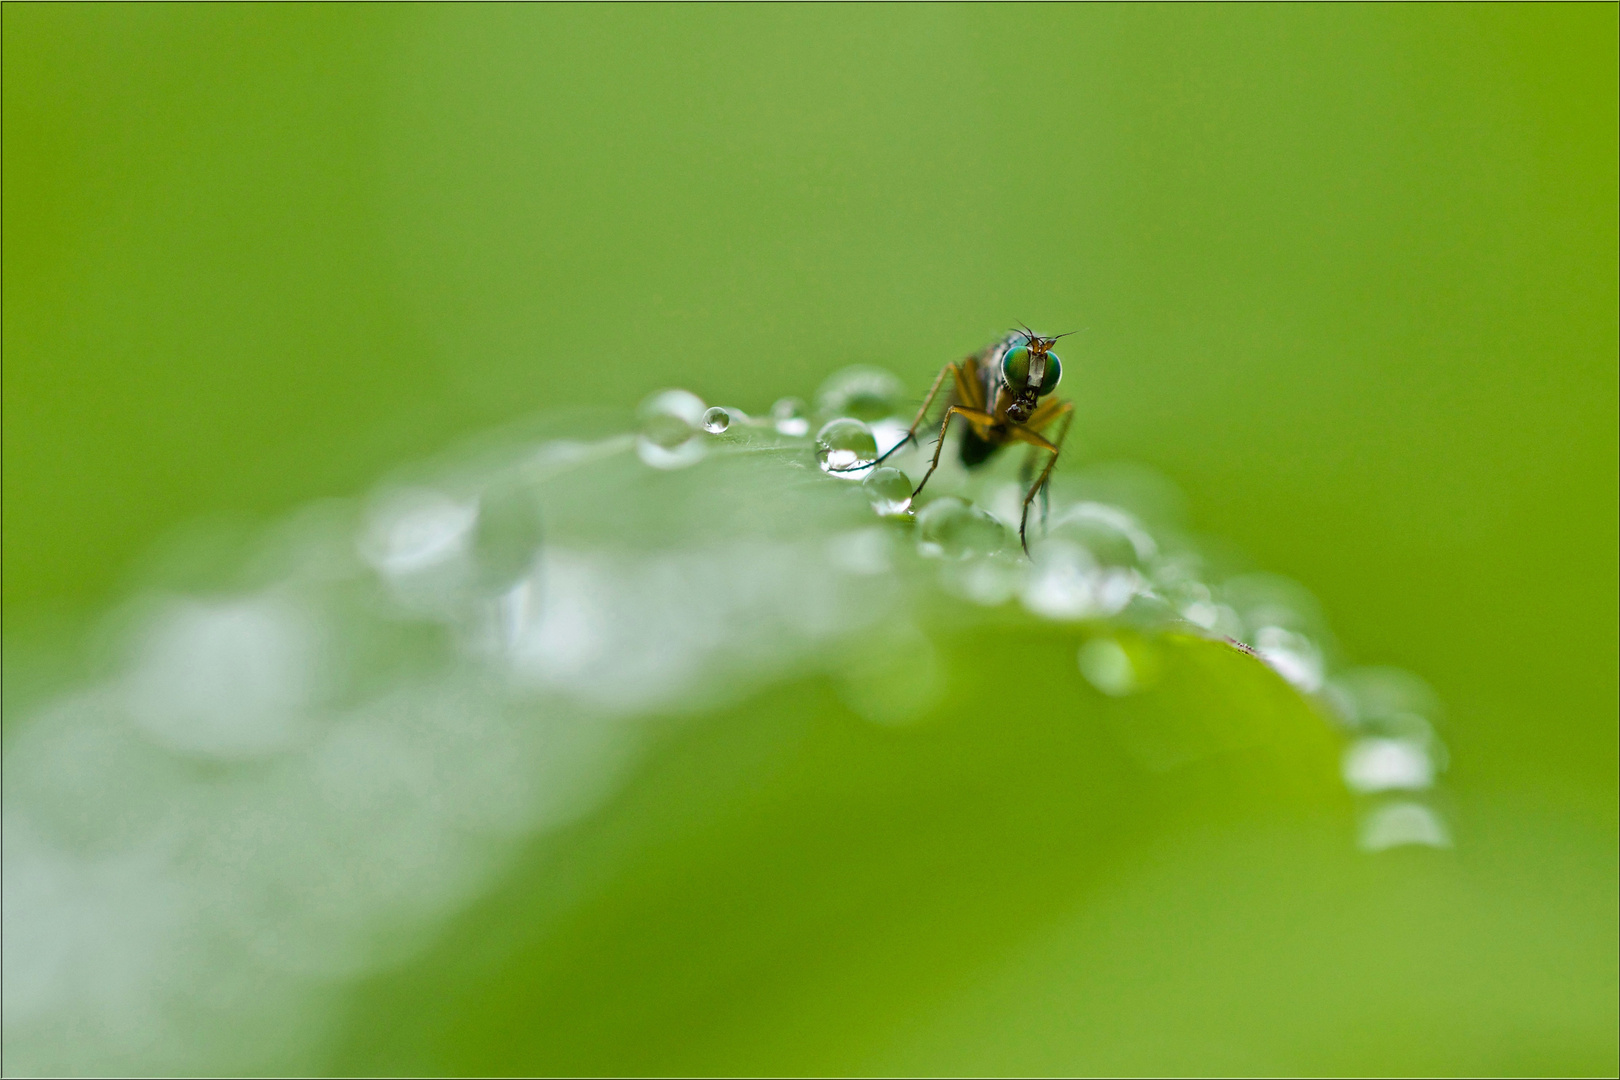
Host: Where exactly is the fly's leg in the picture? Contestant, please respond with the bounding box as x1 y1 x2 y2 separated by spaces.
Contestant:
911 405 998 500
860 362 956 470
1013 403 1075 554
1017 445 1050 531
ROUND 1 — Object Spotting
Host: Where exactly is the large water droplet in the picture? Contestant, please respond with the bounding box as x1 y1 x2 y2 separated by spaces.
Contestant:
815 366 906 422
915 497 1009 559
815 418 878 478
770 397 811 437
862 467 913 517
636 389 707 470
701 406 732 434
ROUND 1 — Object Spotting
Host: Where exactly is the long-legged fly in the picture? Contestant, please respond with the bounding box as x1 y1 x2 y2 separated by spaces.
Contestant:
874 326 1076 553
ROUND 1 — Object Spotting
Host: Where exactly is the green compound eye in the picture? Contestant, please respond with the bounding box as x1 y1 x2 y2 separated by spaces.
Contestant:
1001 344 1063 396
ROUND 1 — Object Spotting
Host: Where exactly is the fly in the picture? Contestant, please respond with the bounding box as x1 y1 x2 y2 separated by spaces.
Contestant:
873 325 1076 553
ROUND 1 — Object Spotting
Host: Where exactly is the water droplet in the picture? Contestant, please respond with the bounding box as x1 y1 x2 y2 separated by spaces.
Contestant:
1342 738 1435 793
472 482 545 590
701 406 732 434
770 397 811 437
636 389 707 470
1041 502 1156 567
815 366 906 422
862 467 913 516
1252 625 1325 692
1078 637 1137 696
1328 667 1442 731
939 555 1025 606
915 497 1009 559
360 489 480 579
815 418 878 477
1358 800 1450 851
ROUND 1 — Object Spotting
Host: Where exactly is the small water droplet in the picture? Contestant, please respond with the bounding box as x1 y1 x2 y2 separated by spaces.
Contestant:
815 366 906 422
1342 738 1435 793
816 418 878 477
636 389 708 470
771 397 811 437
1078 637 1138 696
701 406 732 434
915 497 1009 559
1358 800 1450 851
862 467 913 516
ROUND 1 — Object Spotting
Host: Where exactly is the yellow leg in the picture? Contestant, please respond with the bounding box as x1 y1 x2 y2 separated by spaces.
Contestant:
911 405 997 499
872 356 988 468
1017 403 1075 553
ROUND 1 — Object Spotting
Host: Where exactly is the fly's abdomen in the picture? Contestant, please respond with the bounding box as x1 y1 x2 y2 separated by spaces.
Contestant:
958 426 1001 468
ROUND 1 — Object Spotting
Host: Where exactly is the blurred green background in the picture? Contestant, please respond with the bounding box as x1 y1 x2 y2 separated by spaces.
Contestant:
4 3 1616 1074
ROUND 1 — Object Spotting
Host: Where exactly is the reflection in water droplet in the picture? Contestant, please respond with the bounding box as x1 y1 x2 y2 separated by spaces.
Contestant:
862 467 913 517
770 397 811 437
636 389 708 470
1343 738 1435 793
916 498 1010 559
701 407 732 434
1078 637 1138 696
815 366 906 422
816 418 879 478
1358 800 1451 851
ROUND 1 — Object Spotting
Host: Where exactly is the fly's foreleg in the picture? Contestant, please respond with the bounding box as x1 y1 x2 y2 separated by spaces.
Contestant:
911 406 997 500
1014 404 1075 554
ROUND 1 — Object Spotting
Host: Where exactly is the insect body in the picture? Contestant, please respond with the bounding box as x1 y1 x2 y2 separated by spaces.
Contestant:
878 327 1076 553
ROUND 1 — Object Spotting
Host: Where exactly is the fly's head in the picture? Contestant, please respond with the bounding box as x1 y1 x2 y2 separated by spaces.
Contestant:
1000 327 1068 424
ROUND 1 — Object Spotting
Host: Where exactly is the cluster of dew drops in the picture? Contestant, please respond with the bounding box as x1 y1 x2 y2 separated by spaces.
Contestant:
636 364 1452 852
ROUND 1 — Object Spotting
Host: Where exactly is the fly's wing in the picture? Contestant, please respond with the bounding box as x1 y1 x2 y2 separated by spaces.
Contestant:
947 351 988 412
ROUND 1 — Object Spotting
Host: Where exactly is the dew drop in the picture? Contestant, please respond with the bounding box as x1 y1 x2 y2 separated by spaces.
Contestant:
1078 637 1138 696
701 406 732 434
815 418 878 478
1358 801 1451 851
771 397 811 437
815 366 906 422
1078 634 1161 697
915 497 1009 559
862 467 913 517
636 389 708 470
1253 625 1325 692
